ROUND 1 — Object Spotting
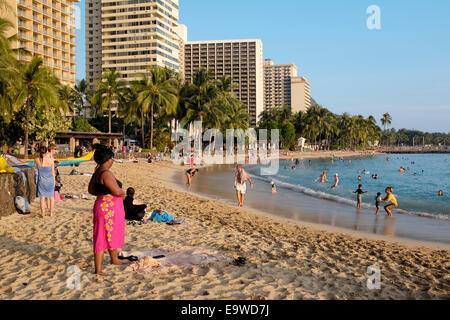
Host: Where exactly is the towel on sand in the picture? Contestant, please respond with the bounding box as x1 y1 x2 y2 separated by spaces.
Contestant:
122 246 231 273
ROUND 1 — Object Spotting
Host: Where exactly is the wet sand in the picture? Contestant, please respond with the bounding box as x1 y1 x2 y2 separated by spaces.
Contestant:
0 159 449 300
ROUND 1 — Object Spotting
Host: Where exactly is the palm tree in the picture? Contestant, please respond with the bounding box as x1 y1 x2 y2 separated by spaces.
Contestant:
11 56 62 154
380 112 392 131
134 67 178 149
74 79 88 117
92 69 127 135
181 68 219 129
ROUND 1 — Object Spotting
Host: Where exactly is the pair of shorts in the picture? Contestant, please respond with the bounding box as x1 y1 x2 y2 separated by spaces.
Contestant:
236 183 247 194
357 194 362 203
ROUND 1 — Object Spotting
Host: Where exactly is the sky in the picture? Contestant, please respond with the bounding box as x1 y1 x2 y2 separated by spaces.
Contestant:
75 0 450 132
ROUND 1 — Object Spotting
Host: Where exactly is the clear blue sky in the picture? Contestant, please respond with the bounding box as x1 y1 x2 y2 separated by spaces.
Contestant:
75 0 450 132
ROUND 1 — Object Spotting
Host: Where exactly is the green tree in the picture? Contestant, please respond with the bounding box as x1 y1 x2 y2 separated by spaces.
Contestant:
380 112 392 131
134 67 178 149
92 69 127 135
11 57 63 154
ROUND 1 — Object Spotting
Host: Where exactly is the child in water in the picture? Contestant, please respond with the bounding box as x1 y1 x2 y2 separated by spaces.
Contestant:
271 181 277 194
375 192 382 215
353 184 368 209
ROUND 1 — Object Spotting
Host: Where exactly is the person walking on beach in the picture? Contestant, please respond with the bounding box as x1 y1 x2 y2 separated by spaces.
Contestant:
88 144 126 275
314 171 328 183
235 165 254 207
271 181 277 194
186 168 199 190
35 145 56 217
353 184 368 209
379 187 398 217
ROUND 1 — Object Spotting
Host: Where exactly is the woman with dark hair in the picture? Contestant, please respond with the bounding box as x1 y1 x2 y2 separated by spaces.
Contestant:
35 145 55 217
124 187 147 221
88 144 126 274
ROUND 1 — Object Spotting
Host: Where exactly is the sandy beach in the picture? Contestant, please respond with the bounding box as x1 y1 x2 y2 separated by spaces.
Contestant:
0 157 449 300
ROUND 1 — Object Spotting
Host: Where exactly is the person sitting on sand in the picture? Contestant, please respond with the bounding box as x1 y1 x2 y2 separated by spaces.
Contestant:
235 165 254 207
331 173 339 188
353 184 368 209
379 187 397 217
314 171 328 183
186 168 199 190
124 187 147 221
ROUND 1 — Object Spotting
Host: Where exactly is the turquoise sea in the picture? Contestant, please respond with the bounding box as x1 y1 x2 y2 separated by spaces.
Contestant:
176 154 450 244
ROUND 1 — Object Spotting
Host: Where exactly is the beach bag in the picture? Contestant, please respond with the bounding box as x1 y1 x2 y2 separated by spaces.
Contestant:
54 190 61 203
14 196 31 215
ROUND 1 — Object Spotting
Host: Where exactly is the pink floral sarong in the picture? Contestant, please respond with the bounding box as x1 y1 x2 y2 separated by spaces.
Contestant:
93 195 125 254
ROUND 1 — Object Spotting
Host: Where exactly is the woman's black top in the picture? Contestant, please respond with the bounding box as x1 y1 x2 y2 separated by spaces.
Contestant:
94 172 123 196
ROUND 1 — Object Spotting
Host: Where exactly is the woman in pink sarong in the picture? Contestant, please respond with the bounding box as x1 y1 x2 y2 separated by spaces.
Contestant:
88 144 126 274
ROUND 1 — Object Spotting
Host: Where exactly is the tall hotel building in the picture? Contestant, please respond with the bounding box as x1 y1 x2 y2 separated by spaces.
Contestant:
263 59 298 110
264 59 311 113
184 39 264 127
85 0 184 91
4 0 78 86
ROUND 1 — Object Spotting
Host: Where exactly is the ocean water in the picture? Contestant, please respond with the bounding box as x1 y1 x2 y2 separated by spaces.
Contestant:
175 154 450 244
248 154 450 220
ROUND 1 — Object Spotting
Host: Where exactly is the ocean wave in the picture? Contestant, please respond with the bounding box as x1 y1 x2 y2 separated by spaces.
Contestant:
250 174 450 221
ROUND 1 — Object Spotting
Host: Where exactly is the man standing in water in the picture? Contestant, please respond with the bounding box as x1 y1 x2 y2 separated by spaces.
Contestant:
235 165 254 207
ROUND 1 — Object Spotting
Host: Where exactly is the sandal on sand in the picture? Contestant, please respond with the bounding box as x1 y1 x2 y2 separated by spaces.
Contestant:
118 255 139 262
232 257 247 266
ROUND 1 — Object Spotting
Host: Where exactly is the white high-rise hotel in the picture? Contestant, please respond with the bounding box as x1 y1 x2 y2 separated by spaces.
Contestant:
85 0 185 90
184 39 264 126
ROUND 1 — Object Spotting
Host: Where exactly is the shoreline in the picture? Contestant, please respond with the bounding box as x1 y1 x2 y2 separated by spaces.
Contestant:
167 162 450 251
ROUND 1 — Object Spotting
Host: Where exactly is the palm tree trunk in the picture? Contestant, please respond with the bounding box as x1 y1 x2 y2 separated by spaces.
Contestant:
141 109 145 148
150 103 154 150
24 99 30 156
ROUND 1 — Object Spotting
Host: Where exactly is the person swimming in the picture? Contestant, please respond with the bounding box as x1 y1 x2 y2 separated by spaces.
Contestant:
331 173 339 188
315 171 328 183
438 190 443 197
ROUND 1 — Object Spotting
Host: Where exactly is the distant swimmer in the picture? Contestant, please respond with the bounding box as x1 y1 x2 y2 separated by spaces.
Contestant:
271 181 277 194
292 166 296 170
358 175 362 181
438 190 443 197
331 173 339 188
315 171 329 183
379 187 397 217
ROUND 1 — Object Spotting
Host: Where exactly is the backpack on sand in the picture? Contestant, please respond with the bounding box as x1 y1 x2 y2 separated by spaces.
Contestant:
14 196 31 215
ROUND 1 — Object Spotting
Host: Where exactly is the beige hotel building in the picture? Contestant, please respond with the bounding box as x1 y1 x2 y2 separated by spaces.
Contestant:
4 0 78 86
85 0 184 91
264 58 311 113
184 39 264 127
